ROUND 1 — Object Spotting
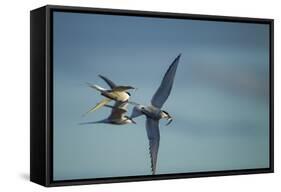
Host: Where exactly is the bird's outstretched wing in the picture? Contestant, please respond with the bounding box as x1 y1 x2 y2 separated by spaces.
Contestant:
99 75 117 89
86 83 106 92
111 86 134 92
79 119 109 125
83 98 111 116
151 54 181 108
108 101 128 120
146 117 160 175
130 105 144 119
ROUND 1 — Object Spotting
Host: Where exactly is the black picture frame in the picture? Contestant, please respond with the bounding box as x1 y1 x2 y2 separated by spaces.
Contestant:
30 5 274 187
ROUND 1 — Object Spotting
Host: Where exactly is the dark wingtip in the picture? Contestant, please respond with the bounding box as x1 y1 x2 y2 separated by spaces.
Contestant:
149 146 156 175
98 74 103 78
99 74 108 80
171 53 181 65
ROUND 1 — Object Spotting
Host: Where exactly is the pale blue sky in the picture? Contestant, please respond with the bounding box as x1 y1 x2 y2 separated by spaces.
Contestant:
53 11 270 181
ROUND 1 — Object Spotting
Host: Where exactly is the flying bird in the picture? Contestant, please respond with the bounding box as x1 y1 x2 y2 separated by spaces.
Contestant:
83 75 136 116
80 102 136 125
81 75 136 125
130 54 181 175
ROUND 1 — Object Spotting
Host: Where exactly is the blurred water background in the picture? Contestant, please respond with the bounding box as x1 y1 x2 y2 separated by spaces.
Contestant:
53 11 269 180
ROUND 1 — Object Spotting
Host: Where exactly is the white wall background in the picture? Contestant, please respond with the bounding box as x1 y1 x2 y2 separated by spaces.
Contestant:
0 0 279 191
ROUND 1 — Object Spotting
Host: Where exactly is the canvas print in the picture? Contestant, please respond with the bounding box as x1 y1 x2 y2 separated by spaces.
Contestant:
53 11 270 181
